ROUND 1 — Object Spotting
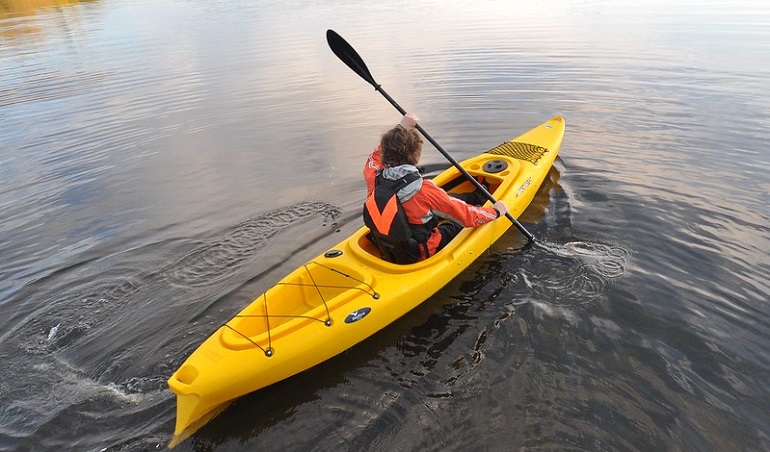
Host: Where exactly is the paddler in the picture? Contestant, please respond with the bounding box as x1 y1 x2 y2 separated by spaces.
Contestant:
363 113 508 263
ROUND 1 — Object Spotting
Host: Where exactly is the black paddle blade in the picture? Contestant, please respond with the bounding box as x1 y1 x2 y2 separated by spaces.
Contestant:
327 29 378 88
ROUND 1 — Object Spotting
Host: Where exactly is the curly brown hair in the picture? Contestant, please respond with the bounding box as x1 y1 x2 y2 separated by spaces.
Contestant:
381 125 423 167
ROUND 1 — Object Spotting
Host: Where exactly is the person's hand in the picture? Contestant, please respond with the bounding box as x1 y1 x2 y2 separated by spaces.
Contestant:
492 200 508 218
399 113 419 128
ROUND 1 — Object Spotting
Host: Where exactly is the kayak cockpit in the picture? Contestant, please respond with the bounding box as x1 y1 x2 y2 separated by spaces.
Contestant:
351 154 520 267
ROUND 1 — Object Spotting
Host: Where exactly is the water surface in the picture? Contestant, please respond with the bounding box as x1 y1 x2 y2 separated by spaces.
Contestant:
1 0 769 450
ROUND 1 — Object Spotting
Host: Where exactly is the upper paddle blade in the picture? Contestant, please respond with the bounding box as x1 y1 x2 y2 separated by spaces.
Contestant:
326 29 378 88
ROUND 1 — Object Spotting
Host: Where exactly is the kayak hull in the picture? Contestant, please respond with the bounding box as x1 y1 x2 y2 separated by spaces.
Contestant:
168 116 565 441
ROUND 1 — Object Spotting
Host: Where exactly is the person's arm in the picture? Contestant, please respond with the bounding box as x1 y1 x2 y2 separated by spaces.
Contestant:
420 180 506 227
364 145 384 197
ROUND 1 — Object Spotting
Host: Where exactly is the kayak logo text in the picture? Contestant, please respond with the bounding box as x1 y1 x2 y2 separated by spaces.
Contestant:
516 177 532 197
345 307 372 324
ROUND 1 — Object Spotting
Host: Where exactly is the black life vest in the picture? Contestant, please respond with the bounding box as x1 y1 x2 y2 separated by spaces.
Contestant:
363 172 432 264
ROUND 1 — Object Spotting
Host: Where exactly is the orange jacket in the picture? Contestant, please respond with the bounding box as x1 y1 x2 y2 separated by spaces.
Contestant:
364 145 498 259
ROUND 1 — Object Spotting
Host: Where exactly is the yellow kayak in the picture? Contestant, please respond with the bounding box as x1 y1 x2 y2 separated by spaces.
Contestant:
168 115 565 443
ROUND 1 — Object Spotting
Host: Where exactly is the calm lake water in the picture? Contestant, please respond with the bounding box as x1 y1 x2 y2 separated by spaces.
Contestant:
2 0 769 450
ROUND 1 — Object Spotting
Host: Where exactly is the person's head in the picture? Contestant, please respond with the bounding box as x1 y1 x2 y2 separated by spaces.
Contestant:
380 125 423 167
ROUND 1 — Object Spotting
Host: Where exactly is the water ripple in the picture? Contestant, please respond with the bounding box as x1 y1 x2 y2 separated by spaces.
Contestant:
166 201 342 288
0 200 343 450
523 240 631 308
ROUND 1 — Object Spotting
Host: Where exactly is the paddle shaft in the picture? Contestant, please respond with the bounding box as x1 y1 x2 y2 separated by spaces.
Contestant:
372 84 534 241
325 30 535 242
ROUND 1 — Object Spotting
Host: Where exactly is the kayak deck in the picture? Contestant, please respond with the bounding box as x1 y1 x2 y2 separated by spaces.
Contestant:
168 116 565 443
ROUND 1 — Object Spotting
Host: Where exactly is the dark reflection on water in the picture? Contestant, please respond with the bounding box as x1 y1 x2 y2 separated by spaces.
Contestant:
1 0 769 450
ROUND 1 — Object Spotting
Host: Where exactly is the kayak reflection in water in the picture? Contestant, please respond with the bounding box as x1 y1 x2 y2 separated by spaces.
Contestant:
363 113 509 264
